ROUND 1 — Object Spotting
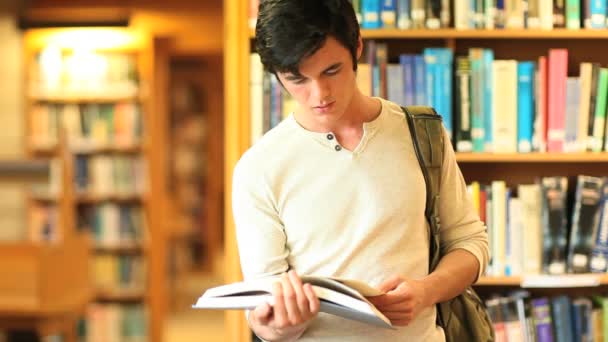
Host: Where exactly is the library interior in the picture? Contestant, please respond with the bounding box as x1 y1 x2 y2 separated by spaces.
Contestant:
2 0 608 341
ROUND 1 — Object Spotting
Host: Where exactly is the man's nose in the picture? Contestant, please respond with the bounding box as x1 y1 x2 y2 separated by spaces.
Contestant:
311 79 330 101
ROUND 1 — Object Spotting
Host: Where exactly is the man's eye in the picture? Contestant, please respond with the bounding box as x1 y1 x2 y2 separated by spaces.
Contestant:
326 68 340 75
292 78 306 84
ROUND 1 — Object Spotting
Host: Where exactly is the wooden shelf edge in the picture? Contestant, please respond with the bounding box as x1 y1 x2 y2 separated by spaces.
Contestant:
476 274 608 287
249 28 608 40
96 290 146 302
456 152 608 163
94 243 146 253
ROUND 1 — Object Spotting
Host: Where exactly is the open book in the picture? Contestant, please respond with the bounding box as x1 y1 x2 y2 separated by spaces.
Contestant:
192 275 394 329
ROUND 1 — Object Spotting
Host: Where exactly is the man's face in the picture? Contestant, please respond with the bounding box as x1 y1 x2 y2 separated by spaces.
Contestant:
276 36 361 128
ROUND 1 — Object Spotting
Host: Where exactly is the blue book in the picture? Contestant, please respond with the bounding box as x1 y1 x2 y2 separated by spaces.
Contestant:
482 49 494 152
361 0 382 28
590 0 606 28
469 48 485 152
381 0 397 28
423 48 438 108
439 48 454 137
531 298 554 342
590 180 608 273
517 61 535 153
413 55 426 106
550 296 574 342
400 54 415 105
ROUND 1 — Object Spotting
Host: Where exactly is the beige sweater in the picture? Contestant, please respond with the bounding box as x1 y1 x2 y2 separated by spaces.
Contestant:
232 98 489 341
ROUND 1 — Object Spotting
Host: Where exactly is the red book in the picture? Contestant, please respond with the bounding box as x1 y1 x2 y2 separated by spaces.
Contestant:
547 49 568 152
535 56 548 152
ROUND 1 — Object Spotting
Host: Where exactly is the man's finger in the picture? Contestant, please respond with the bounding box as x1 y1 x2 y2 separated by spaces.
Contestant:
303 283 320 314
287 270 309 317
253 303 272 325
281 273 302 325
367 293 407 307
272 281 288 328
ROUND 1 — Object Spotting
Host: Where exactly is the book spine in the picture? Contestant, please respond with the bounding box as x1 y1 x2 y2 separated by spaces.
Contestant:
396 0 411 29
517 61 535 153
381 0 397 27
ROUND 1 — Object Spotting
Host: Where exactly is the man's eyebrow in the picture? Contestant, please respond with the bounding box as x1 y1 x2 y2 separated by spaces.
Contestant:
283 63 343 81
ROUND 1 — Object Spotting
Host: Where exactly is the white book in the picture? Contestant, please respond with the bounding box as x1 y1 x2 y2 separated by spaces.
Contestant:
538 0 553 29
492 181 507 276
507 197 523 276
578 63 593 152
518 184 543 275
193 275 393 329
492 60 518 153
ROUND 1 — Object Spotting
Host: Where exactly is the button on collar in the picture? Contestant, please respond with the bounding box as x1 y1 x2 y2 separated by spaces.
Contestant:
334 145 342 151
326 133 334 140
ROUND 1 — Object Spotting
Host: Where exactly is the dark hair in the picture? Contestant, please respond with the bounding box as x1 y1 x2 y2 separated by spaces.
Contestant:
255 0 360 76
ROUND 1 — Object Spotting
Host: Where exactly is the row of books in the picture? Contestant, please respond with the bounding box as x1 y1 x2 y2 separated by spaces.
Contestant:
30 102 144 150
93 254 146 293
78 204 147 247
470 175 608 277
486 292 607 342
81 304 147 342
32 48 138 97
251 46 608 154
248 0 608 31
361 43 608 153
74 155 147 196
354 0 606 30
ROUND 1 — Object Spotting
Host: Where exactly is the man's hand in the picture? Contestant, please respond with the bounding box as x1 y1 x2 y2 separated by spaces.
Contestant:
249 270 320 342
366 275 432 326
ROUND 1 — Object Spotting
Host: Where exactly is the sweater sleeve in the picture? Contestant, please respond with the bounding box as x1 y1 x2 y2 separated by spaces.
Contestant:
437 128 490 281
232 155 289 280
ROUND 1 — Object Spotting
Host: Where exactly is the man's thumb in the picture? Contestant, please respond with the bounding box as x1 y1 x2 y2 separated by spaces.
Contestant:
377 275 403 293
254 302 273 325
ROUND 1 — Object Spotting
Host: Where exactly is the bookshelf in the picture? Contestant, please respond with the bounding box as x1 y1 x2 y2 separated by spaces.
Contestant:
225 1 608 341
0 144 91 342
22 28 164 342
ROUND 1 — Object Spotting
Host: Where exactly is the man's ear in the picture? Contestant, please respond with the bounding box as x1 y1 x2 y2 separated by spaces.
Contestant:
356 33 363 59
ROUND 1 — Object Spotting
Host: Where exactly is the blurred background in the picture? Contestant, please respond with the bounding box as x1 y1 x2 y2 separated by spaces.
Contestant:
0 0 226 341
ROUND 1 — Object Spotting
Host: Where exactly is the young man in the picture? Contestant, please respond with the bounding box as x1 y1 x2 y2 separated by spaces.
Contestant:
232 0 489 341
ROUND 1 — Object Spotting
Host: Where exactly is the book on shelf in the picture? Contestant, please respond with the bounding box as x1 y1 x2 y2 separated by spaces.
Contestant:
193 275 394 329
469 175 608 278
250 43 608 154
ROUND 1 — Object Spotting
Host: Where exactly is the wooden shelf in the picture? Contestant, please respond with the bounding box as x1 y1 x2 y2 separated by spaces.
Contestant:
76 193 144 203
30 193 59 202
0 160 49 176
96 290 146 302
477 274 608 287
31 144 144 155
249 28 608 40
29 89 140 103
94 243 146 254
456 152 608 163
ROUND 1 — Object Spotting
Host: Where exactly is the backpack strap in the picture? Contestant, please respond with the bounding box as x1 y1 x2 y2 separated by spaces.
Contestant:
401 105 444 272
402 105 446 328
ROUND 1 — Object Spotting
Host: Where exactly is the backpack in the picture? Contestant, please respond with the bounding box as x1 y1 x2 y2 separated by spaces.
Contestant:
402 106 495 342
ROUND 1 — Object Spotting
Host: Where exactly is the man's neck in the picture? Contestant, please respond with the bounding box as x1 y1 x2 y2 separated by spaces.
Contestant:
294 91 382 134
293 91 382 151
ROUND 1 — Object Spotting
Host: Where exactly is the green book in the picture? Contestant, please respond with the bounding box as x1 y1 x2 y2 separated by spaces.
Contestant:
566 0 581 29
592 68 608 152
